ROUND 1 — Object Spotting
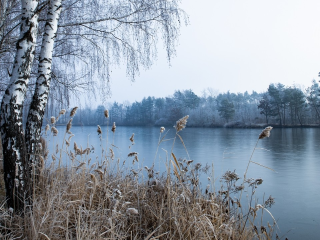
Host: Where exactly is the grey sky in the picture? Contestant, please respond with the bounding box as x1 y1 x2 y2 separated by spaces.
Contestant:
90 0 320 105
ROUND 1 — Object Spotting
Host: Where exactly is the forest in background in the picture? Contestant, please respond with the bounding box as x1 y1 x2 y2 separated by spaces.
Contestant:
45 80 320 127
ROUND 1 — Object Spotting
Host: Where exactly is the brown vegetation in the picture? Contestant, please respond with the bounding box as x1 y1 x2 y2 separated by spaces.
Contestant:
0 113 278 239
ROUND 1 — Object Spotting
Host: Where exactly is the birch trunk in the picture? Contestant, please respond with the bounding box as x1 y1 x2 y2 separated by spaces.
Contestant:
0 0 39 211
26 0 62 180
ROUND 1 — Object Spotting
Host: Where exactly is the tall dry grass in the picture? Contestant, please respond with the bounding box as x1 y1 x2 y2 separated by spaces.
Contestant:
0 112 279 239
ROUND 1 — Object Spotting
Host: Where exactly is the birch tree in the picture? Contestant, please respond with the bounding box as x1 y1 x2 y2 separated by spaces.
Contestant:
0 0 40 210
25 0 62 181
0 0 186 211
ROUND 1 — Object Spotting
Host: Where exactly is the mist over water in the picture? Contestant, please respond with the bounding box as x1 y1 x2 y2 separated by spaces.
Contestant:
47 126 320 240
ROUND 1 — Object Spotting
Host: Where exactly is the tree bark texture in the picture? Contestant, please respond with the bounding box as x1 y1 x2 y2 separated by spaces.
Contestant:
26 0 62 181
0 0 39 211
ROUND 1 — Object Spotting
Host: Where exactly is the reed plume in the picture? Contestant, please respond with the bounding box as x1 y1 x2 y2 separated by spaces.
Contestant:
66 119 73 133
128 152 138 157
259 126 273 139
45 124 50 133
97 125 102 135
70 107 78 117
68 134 74 142
51 127 58 136
186 160 193 165
111 122 116 133
110 148 114 160
174 115 189 132
74 142 78 152
51 117 55 124
129 133 134 143
56 109 65 122
59 109 66 115
104 110 109 118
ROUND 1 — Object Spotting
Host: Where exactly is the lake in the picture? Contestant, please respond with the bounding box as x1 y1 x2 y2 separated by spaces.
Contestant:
47 126 320 240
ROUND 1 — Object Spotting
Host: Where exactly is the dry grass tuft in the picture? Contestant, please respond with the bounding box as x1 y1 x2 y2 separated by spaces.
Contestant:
0 113 278 240
0 165 258 239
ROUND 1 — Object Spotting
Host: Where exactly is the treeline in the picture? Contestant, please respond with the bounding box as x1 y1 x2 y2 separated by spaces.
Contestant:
47 81 320 127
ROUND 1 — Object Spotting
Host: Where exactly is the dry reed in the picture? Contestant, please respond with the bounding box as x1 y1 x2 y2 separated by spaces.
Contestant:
97 125 102 135
130 133 134 143
59 109 66 115
50 116 55 124
104 110 109 118
0 112 278 240
70 106 78 117
259 126 273 139
51 126 58 136
45 124 50 133
111 122 116 133
66 119 72 133
174 115 189 132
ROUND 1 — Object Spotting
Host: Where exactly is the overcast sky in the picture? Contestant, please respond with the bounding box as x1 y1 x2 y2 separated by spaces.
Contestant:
84 0 320 106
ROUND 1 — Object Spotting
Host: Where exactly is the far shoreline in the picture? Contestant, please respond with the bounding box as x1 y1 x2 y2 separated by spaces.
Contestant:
54 123 320 129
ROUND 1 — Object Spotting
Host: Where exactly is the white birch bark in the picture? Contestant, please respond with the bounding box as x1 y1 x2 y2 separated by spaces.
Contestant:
0 0 39 210
26 0 62 175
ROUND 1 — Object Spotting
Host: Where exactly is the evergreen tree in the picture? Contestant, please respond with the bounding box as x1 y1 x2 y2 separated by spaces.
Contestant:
268 83 285 125
218 98 235 123
306 80 320 123
258 94 274 124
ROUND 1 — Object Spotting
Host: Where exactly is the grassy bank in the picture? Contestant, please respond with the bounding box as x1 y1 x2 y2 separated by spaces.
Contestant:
0 112 278 239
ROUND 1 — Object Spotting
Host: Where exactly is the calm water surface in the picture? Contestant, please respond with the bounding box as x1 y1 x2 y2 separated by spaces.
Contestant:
49 126 320 240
